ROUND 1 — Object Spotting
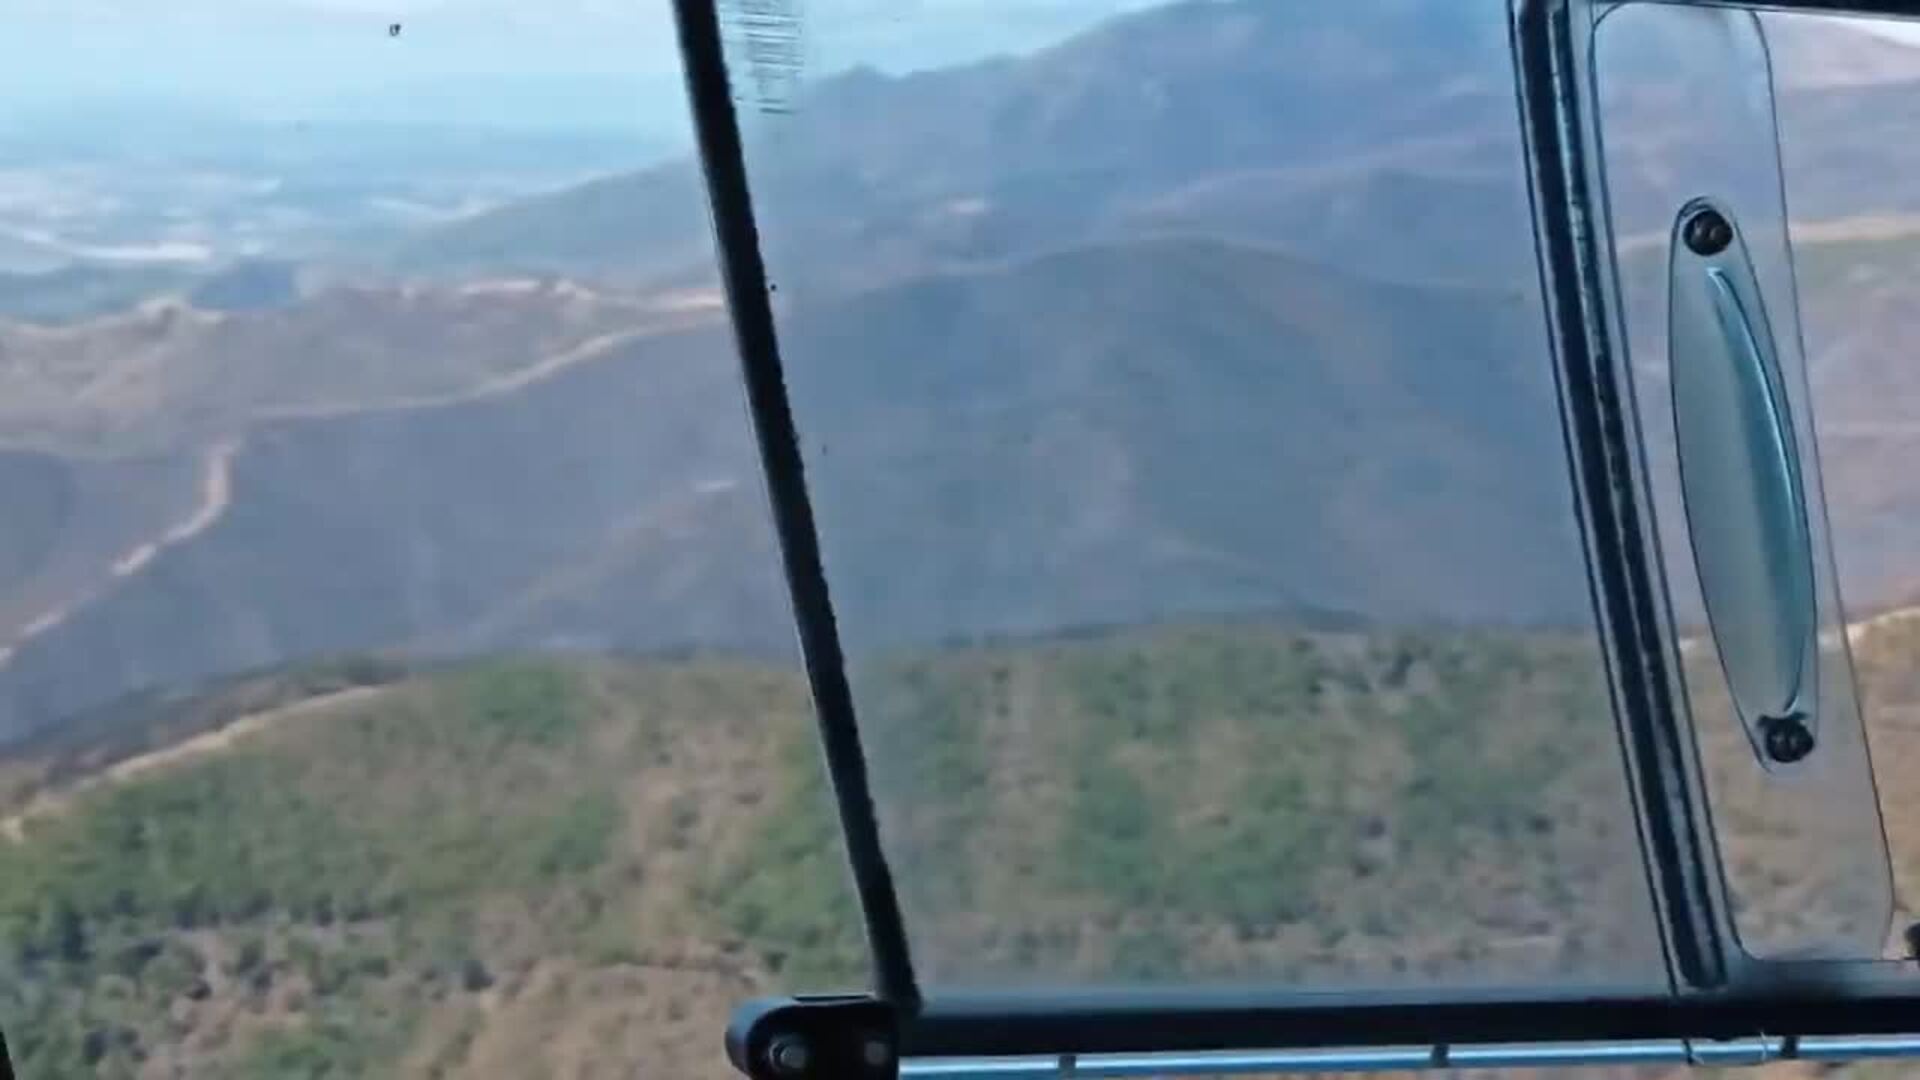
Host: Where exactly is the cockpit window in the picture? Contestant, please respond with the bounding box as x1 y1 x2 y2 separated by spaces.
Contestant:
5 0 1920 1076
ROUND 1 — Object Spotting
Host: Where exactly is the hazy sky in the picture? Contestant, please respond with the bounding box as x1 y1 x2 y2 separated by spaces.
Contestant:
4 1 694 110
3 0 1915 158
0 0 1144 137
7 1 1918 109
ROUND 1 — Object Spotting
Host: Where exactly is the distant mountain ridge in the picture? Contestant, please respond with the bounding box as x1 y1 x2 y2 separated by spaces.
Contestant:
395 1 1920 293
393 0 1521 286
0 236 1591 735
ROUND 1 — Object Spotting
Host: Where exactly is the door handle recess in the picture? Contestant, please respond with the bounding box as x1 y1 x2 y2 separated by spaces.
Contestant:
1669 198 1819 767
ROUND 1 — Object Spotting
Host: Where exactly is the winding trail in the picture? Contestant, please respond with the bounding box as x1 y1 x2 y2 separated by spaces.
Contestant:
110 438 238 579
0 685 382 841
0 293 722 672
0 441 236 668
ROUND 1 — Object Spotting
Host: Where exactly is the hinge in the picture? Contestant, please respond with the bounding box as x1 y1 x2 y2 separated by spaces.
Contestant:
726 995 900 1080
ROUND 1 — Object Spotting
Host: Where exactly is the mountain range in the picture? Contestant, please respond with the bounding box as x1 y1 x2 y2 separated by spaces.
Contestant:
0 235 1598 734
0 0 1918 740
394 0 1525 287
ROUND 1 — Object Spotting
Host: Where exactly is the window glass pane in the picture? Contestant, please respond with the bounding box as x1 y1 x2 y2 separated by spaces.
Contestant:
1767 7 1920 962
0 5 849 1077
726 0 1665 989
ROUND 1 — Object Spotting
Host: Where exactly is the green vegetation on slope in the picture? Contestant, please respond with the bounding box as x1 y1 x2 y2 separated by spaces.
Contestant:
0 655 820 1078
695 716 866 989
6 618 1915 1076
830 624 1652 986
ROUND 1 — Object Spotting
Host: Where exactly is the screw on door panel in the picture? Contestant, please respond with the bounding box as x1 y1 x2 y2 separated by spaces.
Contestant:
1760 712 1813 764
765 1035 811 1077
1682 206 1734 256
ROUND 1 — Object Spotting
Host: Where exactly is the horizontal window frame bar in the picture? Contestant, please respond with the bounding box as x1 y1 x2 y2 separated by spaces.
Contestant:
901 982 1920 1057
902 1035 1920 1079
1661 0 1920 15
